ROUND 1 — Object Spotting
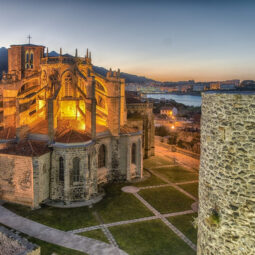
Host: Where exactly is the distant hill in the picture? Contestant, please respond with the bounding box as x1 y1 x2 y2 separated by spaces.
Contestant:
0 48 156 83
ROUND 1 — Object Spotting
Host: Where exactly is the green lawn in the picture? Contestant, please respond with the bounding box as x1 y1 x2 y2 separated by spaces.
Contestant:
178 182 199 198
143 156 174 169
94 184 153 223
133 170 166 187
3 203 98 231
138 186 194 214
79 229 109 243
168 213 198 244
153 166 198 183
110 220 196 255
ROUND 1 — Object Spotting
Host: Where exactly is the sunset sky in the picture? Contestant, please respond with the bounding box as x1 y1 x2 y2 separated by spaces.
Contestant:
1 0 255 82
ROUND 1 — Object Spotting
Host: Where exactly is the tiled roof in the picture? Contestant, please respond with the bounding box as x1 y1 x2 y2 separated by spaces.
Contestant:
120 126 139 134
0 140 50 156
55 129 91 143
0 127 16 140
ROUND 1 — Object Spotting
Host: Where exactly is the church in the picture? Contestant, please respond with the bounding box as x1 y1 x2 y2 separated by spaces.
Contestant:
0 43 144 208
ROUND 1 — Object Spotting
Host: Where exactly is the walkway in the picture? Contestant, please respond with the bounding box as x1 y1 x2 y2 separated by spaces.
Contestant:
0 206 127 255
155 140 200 171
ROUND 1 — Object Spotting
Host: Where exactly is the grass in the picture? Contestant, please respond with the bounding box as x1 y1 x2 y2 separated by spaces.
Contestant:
168 213 198 244
94 183 153 223
143 156 174 169
153 166 198 183
133 170 166 187
178 182 199 198
3 203 98 231
79 229 109 243
110 220 196 255
138 186 194 214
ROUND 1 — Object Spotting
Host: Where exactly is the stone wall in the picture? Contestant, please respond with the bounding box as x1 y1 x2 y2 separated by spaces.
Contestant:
32 152 51 207
198 92 255 255
127 102 155 158
0 154 34 207
0 226 40 255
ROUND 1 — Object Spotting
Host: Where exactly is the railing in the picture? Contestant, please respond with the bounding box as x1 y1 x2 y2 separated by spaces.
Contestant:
41 56 76 65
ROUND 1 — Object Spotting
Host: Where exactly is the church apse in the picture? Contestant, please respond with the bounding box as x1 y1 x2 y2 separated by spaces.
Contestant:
0 42 143 207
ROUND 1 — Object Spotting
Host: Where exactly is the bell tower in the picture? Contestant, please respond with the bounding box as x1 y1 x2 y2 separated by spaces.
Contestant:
8 43 45 80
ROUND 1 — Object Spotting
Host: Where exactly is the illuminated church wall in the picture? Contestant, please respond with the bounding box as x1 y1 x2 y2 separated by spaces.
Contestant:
0 43 143 208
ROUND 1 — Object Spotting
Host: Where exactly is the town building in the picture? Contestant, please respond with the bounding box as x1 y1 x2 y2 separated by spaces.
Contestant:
160 106 178 116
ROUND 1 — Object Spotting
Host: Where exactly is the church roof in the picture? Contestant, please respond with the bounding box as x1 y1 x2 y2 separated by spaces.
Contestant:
10 44 45 47
55 129 91 143
0 127 16 140
0 140 50 157
120 126 139 134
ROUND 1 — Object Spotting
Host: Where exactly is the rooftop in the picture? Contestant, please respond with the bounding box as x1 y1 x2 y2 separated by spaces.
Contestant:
0 139 50 156
55 129 91 143
10 44 45 47
203 91 255 95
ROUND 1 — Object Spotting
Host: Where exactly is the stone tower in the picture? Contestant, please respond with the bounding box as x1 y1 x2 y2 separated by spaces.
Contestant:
198 91 255 255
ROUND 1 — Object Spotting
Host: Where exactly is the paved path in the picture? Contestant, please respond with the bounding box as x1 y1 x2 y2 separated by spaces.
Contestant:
70 210 194 234
93 211 119 248
155 140 200 171
133 192 197 251
146 169 198 201
0 206 127 255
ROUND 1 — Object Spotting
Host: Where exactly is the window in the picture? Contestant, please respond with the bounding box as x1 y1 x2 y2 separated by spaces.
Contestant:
98 144 106 168
132 143 136 164
30 52 34 69
88 154 91 171
88 154 91 178
73 157 80 182
64 73 73 97
25 51 29 69
59 157 64 182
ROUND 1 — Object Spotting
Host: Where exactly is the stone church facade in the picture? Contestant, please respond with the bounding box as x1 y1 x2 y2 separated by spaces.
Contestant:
0 44 143 208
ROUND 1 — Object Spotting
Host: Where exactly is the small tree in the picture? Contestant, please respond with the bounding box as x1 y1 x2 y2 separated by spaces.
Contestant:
155 126 169 137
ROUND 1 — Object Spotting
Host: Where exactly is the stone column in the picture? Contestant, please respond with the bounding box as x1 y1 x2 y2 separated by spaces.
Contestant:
198 92 255 255
137 138 143 178
86 77 96 140
64 154 70 204
47 99 54 143
126 140 131 181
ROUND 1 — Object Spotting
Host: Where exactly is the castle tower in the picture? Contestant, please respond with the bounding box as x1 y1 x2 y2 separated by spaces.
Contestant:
198 91 255 255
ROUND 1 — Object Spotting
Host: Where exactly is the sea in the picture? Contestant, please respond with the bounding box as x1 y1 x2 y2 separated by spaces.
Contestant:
146 93 201 107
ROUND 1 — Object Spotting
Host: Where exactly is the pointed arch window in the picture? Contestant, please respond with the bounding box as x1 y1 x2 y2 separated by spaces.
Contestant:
25 51 29 69
73 157 80 182
30 52 34 69
98 144 106 168
132 143 136 164
59 157 64 182
64 73 73 97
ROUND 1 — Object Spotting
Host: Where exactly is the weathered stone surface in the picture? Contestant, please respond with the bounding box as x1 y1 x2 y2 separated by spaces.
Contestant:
0 226 40 255
198 92 255 255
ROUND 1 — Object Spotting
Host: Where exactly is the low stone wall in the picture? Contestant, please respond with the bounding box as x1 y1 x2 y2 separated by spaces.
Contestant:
0 226 40 255
0 154 34 207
